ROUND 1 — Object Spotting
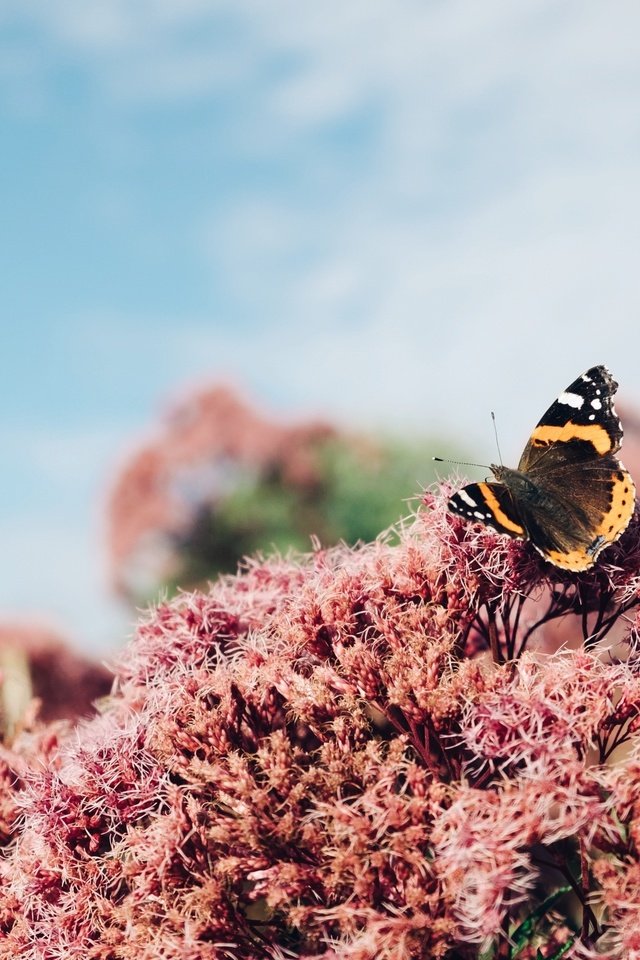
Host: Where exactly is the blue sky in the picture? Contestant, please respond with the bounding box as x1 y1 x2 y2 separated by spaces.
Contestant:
2 1 640 653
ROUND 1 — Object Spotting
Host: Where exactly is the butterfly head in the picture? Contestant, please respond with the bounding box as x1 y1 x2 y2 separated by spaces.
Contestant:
490 464 532 495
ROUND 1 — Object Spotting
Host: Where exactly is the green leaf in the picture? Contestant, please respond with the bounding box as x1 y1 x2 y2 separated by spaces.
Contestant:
478 948 496 960
540 937 576 960
509 885 572 956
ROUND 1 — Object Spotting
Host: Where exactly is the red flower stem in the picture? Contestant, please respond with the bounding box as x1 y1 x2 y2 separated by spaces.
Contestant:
489 620 502 665
580 837 592 942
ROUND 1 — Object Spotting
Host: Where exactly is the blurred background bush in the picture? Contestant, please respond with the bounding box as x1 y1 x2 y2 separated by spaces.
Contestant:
107 383 456 605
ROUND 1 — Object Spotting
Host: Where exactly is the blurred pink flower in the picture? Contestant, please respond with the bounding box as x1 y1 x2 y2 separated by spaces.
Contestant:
0 622 111 726
106 384 340 599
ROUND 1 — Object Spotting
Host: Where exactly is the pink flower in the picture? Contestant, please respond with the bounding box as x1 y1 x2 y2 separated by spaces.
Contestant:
2 483 640 957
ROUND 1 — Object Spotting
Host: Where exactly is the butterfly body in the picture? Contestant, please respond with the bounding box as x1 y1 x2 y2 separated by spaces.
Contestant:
447 366 636 571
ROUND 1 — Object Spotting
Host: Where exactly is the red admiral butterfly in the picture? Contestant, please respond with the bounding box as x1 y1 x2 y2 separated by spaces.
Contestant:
448 365 636 571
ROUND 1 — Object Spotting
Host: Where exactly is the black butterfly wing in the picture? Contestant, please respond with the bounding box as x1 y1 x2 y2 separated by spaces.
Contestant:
448 482 526 539
513 365 634 570
510 461 635 570
518 364 623 474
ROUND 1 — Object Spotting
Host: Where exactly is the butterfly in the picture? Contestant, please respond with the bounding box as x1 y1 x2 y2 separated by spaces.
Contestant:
447 365 636 571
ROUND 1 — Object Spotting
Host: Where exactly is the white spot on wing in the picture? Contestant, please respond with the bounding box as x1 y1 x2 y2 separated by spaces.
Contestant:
458 490 477 507
558 391 583 408
474 511 486 519
591 398 602 410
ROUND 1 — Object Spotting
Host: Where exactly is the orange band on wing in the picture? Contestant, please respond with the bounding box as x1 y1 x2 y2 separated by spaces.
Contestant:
544 547 595 571
530 423 612 454
594 470 636 541
543 471 635 571
477 483 525 535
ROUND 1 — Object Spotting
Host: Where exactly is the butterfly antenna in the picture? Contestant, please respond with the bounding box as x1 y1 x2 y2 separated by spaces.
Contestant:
432 457 489 469
491 411 503 466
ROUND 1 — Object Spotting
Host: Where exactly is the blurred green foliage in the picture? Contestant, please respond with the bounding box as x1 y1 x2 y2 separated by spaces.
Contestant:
172 433 464 590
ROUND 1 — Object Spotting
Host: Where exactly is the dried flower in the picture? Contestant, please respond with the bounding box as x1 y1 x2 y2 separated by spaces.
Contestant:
3 484 640 957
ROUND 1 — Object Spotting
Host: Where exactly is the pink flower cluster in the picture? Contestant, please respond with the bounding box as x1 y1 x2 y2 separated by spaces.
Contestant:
3 486 640 958
106 384 338 599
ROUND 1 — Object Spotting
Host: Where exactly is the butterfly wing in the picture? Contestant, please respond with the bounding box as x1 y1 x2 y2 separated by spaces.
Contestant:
514 364 635 570
448 482 526 540
518 365 623 474
510 463 635 570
